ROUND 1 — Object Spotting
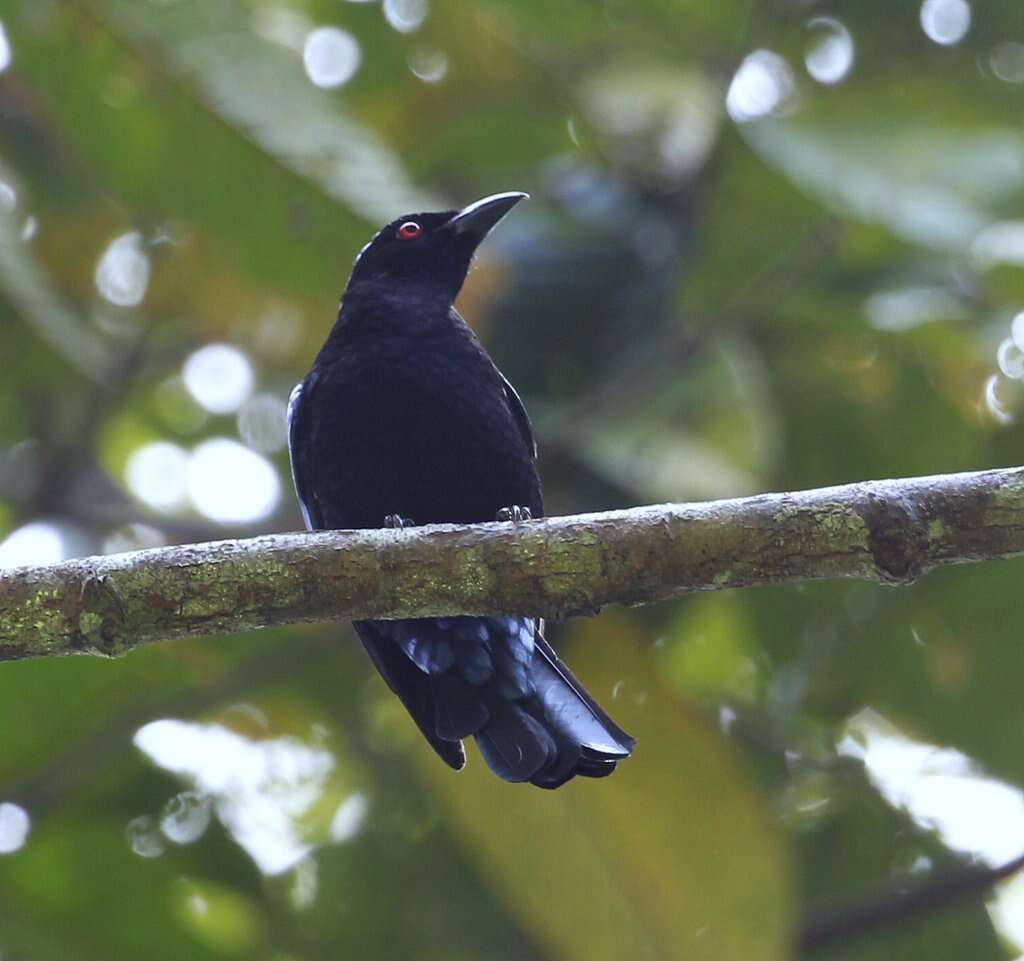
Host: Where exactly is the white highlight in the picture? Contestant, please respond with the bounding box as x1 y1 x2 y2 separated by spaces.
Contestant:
134 719 336 875
838 708 1024 951
287 383 314 530
840 708 1024 864
449 192 528 233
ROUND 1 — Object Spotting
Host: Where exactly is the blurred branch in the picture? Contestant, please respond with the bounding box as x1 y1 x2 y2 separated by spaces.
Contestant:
2 465 1024 659
0 201 113 382
798 849 1024 955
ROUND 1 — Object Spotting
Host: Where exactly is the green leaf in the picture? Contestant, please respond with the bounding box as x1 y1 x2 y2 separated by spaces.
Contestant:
419 614 792 961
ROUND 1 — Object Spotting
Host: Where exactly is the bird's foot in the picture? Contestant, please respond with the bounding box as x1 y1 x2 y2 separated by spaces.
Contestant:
384 514 416 529
495 506 532 522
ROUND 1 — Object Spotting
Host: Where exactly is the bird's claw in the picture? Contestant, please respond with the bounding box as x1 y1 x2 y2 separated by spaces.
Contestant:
495 505 532 522
384 514 416 529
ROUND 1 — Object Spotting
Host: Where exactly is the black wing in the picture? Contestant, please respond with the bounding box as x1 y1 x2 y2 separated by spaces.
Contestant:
499 371 538 461
287 376 466 771
287 378 323 531
355 621 467 771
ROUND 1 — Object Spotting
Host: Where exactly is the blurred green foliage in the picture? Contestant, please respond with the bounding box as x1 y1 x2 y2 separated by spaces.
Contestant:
2 0 1024 958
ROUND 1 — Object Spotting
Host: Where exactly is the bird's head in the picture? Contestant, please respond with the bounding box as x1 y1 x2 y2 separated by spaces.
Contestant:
346 191 527 303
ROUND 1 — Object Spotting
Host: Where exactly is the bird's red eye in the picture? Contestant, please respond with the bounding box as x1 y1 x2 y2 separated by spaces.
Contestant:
397 221 422 240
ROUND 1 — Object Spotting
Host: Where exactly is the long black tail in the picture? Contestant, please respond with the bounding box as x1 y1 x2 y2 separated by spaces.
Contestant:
355 616 635 789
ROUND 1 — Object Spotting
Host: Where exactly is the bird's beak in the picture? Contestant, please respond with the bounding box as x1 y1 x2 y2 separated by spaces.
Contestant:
444 191 528 240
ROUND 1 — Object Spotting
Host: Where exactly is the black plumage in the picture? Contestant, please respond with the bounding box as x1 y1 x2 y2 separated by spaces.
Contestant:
287 192 635 787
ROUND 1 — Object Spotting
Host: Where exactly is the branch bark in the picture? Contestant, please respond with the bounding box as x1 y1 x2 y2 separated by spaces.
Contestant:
3 465 1024 661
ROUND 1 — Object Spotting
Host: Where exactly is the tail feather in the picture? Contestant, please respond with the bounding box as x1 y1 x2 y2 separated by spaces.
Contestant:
356 617 635 788
476 702 557 782
531 632 636 757
432 673 489 741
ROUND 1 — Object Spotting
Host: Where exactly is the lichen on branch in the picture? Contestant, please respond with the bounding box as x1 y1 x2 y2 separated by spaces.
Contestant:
2 466 1024 661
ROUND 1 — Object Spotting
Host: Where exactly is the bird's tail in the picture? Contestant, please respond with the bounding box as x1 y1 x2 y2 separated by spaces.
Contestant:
476 627 636 788
356 617 635 789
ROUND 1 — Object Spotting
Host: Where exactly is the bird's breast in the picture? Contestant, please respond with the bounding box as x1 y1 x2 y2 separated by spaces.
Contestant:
306 339 540 528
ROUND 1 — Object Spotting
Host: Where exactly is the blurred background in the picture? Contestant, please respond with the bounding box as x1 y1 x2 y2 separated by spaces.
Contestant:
2 0 1024 958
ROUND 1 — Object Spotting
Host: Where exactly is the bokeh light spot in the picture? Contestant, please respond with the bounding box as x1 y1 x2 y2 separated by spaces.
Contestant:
997 338 1024 380
125 442 189 512
984 374 1015 425
182 344 255 415
0 180 16 211
0 521 68 567
991 42 1024 83
237 393 287 453
330 792 370 842
1011 311 1024 351
303 27 360 88
126 815 166 859
0 803 30 854
187 438 281 524
920 0 971 46
805 18 854 85
0 21 11 74
408 49 448 83
383 0 429 34
160 792 213 845
94 231 151 307
726 50 795 123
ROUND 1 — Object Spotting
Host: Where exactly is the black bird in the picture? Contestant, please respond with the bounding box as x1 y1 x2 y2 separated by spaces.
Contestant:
287 192 635 788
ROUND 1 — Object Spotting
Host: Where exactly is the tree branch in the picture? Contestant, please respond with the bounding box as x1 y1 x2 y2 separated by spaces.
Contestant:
2 465 1024 660
798 849 1024 955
